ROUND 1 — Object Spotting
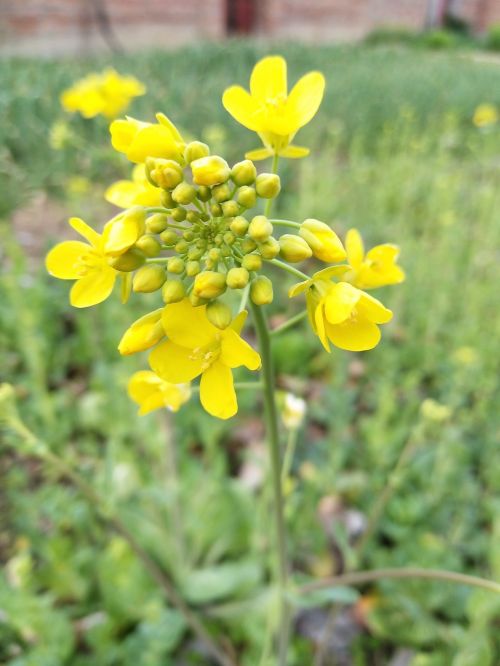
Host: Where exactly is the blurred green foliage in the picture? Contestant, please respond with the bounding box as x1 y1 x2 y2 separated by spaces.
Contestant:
1 42 500 664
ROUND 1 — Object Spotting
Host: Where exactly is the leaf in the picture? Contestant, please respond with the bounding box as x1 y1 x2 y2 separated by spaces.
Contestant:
181 560 262 604
290 585 359 608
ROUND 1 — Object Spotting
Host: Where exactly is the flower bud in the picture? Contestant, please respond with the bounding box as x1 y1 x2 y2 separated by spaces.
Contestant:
175 239 188 254
132 264 166 293
167 257 185 274
259 237 280 259
186 260 201 277
250 276 273 305
206 301 232 329
184 141 210 164
148 159 184 190
241 239 257 254
211 203 223 217
212 183 231 203
135 234 162 257
249 215 273 242
279 234 313 263
190 293 209 307
242 253 262 271
223 232 236 246
193 271 226 299
160 229 178 245
188 246 204 261
230 216 249 236
146 213 168 234
108 247 145 272
236 186 257 209
162 279 185 304
231 159 257 186
160 190 175 208
172 182 197 205
191 155 230 186
299 219 346 263
255 173 281 199
221 200 240 218
226 267 249 289
197 185 212 202
171 207 187 222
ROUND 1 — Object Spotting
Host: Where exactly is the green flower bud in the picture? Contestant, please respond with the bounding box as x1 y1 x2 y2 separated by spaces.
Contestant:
205 258 215 270
132 264 166 293
149 158 184 190
186 210 200 224
172 182 196 205
175 239 188 254
191 155 231 186
279 234 313 263
160 190 175 208
167 256 185 274
250 276 274 305
256 173 281 199
259 237 280 260
183 230 195 241
223 231 236 246
188 246 204 261
162 279 185 304
171 207 187 222
214 234 224 246
206 301 232 329
135 234 162 257
226 267 249 289
221 245 231 257
230 216 249 236
231 159 257 186
193 271 226 299
197 185 212 202
200 212 210 222
212 183 231 203
211 203 223 217
184 140 210 164
236 186 257 209
186 260 201 277
190 293 209 307
242 253 262 271
249 215 273 242
108 247 145 272
241 238 257 254
208 248 221 262
146 213 169 234
221 200 240 218
160 229 178 245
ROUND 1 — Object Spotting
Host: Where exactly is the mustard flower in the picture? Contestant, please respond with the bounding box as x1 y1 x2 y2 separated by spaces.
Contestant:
118 309 165 355
149 299 261 419
110 112 185 164
472 103 498 129
222 55 325 160
105 164 162 208
60 68 145 119
345 228 405 289
128 371 191 415
299 219 346 263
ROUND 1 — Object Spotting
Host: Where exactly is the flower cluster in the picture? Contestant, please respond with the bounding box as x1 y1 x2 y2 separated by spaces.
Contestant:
47 55 404 419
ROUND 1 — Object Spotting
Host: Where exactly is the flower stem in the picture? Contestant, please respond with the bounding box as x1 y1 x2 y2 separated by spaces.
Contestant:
270 219 301 229
250 302 290 666
266 258 309 281
270 310 308 337
264 153 280 218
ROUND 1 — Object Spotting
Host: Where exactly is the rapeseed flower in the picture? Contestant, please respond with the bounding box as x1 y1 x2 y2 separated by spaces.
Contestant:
105 164 162 208
472 103 498 129
110 113 185 163
345 228 405 289
223 55 325 160
128 371 191 415
118 309 165 355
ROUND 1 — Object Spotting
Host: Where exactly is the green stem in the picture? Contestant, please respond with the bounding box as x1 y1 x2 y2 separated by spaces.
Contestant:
281 429 298 486
266 259 309 281
250 302 290 666
239 283 250 311
146 207 170 215
271 311 308 337
264 153 280 218
269 219 301 230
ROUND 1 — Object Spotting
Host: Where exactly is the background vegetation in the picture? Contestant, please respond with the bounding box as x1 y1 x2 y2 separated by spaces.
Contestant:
1 41 500 665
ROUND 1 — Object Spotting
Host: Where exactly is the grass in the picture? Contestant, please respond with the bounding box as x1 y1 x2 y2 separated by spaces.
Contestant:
1 41 500 665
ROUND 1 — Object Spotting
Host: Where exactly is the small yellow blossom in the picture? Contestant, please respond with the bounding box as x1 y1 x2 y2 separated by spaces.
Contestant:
118 309 165 355
149 299 261 419
345 228 405 289
223 55 325 160
61 68 145 119
128 371 191 415
472 103 498 129
110 112 185 164
105 164 162 208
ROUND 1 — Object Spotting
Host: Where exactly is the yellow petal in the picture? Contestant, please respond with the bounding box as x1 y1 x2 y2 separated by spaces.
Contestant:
161 299 217 348
200 361 237 419
128 125 183 163
105 180 142 209
120 272 132 304
357 292 393 324
278 145 310 158
245 147 274 161
128 371 165 414
326 318 381 352
250 55 287 101
230 310 248 334
287 71 325 129
346 229 364 269
118 308 165 355
288 278 312 298
70 267 116 308
103 215 142 256
324 283 360 325
149 340 203 383
220 329 261 370
45 241 89 279
155 112 184 144
314 302 330 352
222 86 262 131
69 217 101 247
110 118 142 154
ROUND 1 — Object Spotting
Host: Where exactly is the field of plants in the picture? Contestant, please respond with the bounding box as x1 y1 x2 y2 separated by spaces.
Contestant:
1 41 500 665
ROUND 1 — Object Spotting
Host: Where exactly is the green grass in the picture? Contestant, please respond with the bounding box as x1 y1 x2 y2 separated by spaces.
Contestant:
1 42 500 665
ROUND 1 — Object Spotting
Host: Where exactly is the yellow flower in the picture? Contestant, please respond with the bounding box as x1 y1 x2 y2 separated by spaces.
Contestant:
60 68 145 119
299 219 346 263
290 271 392 352
345 228 405 289
222 55 325 160
128 371 191 415
472 103 498 129
110 112 185 164
149 299 261 419
118 309 165 355
105 164 162 209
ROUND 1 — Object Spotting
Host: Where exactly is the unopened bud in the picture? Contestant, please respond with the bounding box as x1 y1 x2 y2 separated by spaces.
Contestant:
197 185 212 202
186 260 201 277
226 267 249 289
208 248 221 262
299 219 346 263
167 257 185 274
172 182 196 205
188 246 204 261
230 216 249 236
148 158 184 190
211 203 223 217
250 276 273 305
186 211 200 224
132 264 166 293
171 207 187 222
160 229 178 245
146 213 169 234
212 183 231 203
279 234 312 263
184 141 210 164
190 293 209 307
206 301 232 329
231 159 257 186
108 247 145 272
175 239 188 254
160 190 175 208
236 186 257 209
221 200 240 218
191 155 230 186
193 271 226 299
135 234 162 257
241 238 257 254
223 231 236 246
242 253 262 271
249 215 273 242
259 237 280 259
162 279 185 304
255 173 281 199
